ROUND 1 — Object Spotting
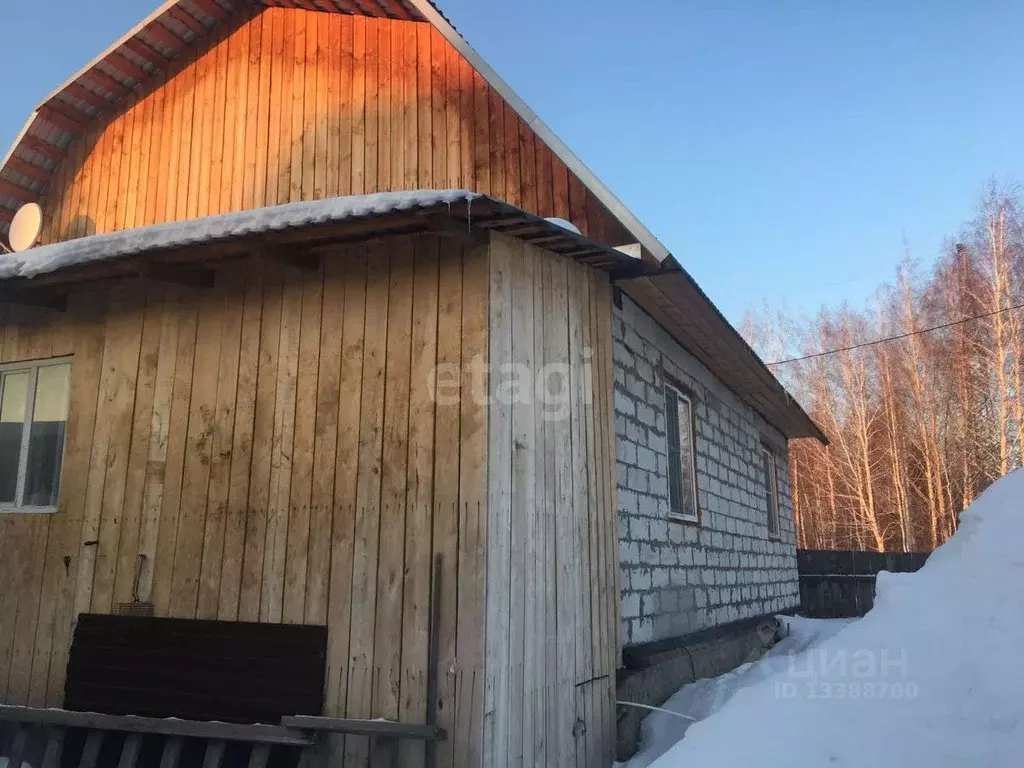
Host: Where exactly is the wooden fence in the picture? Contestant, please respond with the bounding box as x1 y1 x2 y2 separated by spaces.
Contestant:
796 550 930 619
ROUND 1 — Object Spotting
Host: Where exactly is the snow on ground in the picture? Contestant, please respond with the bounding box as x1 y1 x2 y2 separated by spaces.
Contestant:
637 469 1024 768
619 616 854 767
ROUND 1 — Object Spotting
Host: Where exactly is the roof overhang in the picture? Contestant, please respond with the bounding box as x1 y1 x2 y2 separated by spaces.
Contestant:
0 190 644 299
619 263 828 443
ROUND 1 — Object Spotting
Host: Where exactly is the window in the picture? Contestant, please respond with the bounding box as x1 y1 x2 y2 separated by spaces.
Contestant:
762 445 780 538
0 358 72 512
665 382 699 523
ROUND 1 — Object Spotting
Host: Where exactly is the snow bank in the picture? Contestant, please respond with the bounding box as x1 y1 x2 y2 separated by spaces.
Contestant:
621 616 853 767
0 190 480 280
649 470 1024 768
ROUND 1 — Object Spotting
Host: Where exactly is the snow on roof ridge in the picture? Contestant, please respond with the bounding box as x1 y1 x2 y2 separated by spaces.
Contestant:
0 189 479 281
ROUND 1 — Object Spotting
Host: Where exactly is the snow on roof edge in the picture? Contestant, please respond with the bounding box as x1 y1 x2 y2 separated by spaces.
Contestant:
0 190 480 281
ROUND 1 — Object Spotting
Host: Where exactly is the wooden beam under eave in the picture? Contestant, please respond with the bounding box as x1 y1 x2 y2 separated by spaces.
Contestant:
143 21 187 53
424 214 488 245
0 179 39 203
82 69 130 99
0 289 67 313
63 82 116 112
38 106 88 134
4 157 50 184
108 52 152 84
167 6 208 37
139 263 216 289
190 0 230 21
19 136 63 164
257 245 321 272
122 38 171 68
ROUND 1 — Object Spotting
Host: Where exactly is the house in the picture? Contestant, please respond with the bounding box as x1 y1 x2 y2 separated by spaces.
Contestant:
0 1 825 766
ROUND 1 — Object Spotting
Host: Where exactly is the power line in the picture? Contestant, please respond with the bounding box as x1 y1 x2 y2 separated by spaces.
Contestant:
766 299 1024 366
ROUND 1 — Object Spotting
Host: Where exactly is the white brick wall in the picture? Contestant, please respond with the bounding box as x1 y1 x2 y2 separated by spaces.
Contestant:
614 292 800 647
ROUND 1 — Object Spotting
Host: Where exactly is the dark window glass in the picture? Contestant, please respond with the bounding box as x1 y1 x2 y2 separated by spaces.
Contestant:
24 363 71 507
666 384 698 522
763 447 780 537
0 371 29 504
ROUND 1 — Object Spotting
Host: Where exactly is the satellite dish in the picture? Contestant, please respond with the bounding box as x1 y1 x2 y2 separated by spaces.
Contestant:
9 203 43 253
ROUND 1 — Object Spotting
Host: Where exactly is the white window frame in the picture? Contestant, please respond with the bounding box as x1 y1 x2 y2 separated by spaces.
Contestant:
665 382 699 524
0 356 73 514
763 445 780 539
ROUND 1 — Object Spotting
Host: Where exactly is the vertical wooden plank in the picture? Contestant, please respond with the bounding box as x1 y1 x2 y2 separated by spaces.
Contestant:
239 260 283 622
509 239 535 767
156 70 180 226
289 9 307 203
206 28 231 218
268 8 289 207
248 10 271 211
487 88 504 206
314 12 330 200
566 257 593 768
73 288 145 623
324 246 367 718
473 72 490 194
459 56 474 192
531 247 550 765
350 14 366 196
519 124 537 217
261 265 302 624
123 95 149 230
337 15 353 198
168 277 226 619
551 155 570 223
88 285 147 616
377 17 393 192
444 39 461 189
142 81 167 227
397 236 440 768
484 234 513 768
343 241 389 768
324 13 341 200
175 59 198 222
301 12 319 202
197 268 246 619
404 22 419 192
454 240 489 767
227 14 249 214
110 285 166 609
136 287 182 606
190 34 217 221
416 24 432 190
306 254 342 626
219 259 265 620
373 237 414 727
503 107 521 208
429 27 446 196
150 288 200 616
103 113 127 233
115 104 137 231
283 260 322 625
431 240 462 768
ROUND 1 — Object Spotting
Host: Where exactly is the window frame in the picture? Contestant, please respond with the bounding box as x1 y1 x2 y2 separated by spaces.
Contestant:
762 443 781 539
0 356 73 514
664 379 700 525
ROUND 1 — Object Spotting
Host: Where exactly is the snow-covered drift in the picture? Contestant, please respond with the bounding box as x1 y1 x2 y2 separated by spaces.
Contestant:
648 469 1024 768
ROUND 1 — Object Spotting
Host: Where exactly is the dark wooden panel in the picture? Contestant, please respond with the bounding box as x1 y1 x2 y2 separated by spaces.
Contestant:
66 615 327 724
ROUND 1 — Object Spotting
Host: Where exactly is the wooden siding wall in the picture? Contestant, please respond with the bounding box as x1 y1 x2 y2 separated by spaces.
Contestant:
485 234 619 767
38 8 634 253
0 235 491 768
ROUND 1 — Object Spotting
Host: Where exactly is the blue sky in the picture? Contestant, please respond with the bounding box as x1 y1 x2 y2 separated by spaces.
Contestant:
4 0 1023 324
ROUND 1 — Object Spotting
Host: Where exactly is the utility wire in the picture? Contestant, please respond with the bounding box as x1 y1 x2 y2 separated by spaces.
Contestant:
766 299 1024 366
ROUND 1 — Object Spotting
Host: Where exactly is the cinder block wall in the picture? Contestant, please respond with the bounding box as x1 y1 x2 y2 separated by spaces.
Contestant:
613 292 801 647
